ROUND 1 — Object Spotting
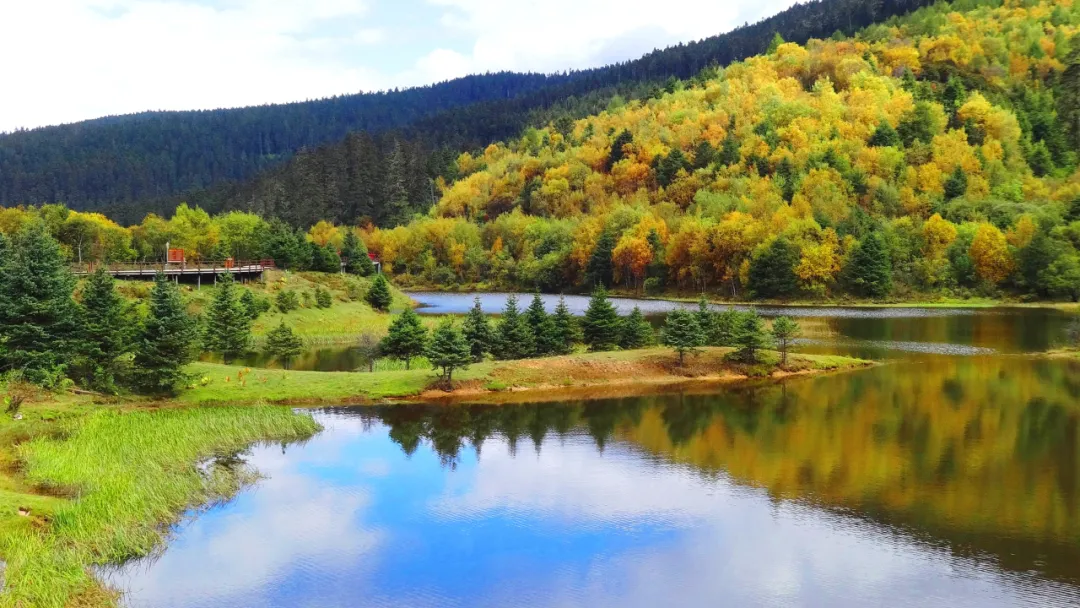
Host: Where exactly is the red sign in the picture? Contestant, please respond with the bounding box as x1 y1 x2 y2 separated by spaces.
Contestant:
167 248 185 263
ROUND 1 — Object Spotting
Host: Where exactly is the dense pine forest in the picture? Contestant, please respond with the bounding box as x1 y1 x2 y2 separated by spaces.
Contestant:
0 0 935 224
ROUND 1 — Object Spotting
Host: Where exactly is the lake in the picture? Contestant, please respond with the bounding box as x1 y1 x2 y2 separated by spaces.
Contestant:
233 293 1075 371
106 299 1080 607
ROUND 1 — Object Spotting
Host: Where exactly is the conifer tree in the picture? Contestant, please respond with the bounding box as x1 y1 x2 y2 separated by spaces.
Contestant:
204 273 252 363
845 232 893 297
264 321 304 369
619 306 654 350
315 286 333 309
552 296 580 355
462 297 494 362
0 224 83 385
426 320 472 385
239 289 267 320
276 289 299 313
366 273 393 311
341 230 375 276
380 308 427 369
662 309 704 366
943 165 968 200
525 293 558 356
733 310 770 362
713 308 742 346
868 120 901 148
748 238 800 299
79 267 134 392
494 295 535 360
134 273 198 395
694 296 717 344
771 316 800 365
766 32 785 54
587 230 616 288
581 287 621 351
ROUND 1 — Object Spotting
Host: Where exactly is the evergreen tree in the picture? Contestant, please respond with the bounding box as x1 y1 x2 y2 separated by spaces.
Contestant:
525 293 559 356
771 316 800 365
662 309 704 366
713 308 743 346
365 274 393 311
943 165 968 200
264 321 304 369
748 238 800 299
619 306 654 349
239 289 270 320
265 219 305 269
204 273 252 363
733 310 770 363
462 297 495 362
719 131 741 166
587 229 616 287
134 273 198 395
341 230 375 276
380 308 428 369
605 130 633 172
1066 197 1080 223
551 296 580 355
0 224 83 386
1060 35 1080 153
310 243 341 273
845 232 893 298
581 287 621 352
426 320 472 385
493 295 535 360
78 268 134 392
315 286 333 309
276 289 299 313
384 140 412 226
694 296 717 344
868 119 901 148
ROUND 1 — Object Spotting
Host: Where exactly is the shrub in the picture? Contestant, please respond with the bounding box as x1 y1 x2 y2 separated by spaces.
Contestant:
276 289 299 313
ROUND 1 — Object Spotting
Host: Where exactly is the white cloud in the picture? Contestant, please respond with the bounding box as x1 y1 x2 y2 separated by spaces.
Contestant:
406 0 800 82
0 0 804 132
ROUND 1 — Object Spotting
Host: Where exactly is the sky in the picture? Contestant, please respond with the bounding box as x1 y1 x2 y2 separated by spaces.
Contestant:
0 0 799 133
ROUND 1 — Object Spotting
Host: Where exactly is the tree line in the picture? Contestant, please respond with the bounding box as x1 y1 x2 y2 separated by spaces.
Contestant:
0 0 938 224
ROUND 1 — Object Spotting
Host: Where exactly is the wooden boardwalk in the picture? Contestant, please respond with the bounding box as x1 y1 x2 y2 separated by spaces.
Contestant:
72 260 272 280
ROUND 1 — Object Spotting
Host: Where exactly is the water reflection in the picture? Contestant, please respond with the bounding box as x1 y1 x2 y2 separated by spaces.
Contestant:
109 357 1080 607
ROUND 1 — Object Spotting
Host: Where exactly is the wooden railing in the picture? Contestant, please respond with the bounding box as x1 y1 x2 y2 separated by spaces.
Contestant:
71 259 275 276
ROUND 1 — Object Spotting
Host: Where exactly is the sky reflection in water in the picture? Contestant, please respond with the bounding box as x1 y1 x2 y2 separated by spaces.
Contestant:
107 357 1080 607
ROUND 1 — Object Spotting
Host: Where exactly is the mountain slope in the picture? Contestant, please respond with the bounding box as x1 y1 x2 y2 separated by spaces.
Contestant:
363 0 1080 301
0 0 935 219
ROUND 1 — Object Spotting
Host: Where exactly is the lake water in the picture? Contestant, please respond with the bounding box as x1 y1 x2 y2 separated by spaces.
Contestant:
107 297 1080 607
237 293 1075 371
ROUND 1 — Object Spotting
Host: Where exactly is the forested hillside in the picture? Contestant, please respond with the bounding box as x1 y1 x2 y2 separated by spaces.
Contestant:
363 0 1080 301
0 0 935 223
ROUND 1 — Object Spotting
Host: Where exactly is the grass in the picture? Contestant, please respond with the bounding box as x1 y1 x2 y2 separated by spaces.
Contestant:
182 348 872 405
0 405 319 608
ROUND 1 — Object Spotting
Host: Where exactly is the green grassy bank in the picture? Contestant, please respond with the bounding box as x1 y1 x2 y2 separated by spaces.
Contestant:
0 406 319 608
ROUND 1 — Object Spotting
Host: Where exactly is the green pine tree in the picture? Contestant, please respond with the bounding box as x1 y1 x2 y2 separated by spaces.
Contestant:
587 230 616 287
713 308 742 346
380 308 428 369
662 309 705 366
771 316 800 366
276 289 299 313
845 232 893 298
748 238 800 299
366 274 393 311
315 286 333 309
868 119 902 148
766 32 785 54
494 295 535 360
426 320 472 385
264 321 304 369
581 287 621 351
733 310 771 363
0 223 83 386
134 273 198 395
239 289 262 320
619 306 654 350
694 296 717 344
78 268 134 392
551 296 581 355
943 165 968 200
462 297 495 362
525 293 559 356
341 230 375 276
204 273 252 363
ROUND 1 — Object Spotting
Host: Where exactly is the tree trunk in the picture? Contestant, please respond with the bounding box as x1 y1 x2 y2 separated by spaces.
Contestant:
405 358 411 370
